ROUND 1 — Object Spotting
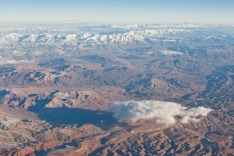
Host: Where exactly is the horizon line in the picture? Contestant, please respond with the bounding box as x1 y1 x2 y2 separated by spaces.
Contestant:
0 22 233 27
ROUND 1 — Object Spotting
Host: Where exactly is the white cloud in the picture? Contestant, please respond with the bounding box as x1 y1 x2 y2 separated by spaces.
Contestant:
108 101 212 126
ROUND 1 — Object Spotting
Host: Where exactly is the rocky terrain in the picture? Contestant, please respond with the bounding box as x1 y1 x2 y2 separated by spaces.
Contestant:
0 24 233 155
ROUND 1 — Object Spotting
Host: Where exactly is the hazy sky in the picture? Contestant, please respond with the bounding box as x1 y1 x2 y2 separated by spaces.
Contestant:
0 0 233 24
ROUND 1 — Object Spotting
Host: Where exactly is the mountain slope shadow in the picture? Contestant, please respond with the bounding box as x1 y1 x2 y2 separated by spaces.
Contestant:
36 107 123 130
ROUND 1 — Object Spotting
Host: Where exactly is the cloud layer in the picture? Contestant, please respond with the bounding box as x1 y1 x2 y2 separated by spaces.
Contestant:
108 101 212 126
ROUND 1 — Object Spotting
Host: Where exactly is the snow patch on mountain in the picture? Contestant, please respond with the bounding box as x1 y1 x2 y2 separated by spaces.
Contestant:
159 50 183 55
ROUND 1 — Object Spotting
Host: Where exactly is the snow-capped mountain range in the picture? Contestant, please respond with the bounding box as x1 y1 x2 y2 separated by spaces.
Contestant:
0 24 204 46
0 24 230 46
0 24 233 65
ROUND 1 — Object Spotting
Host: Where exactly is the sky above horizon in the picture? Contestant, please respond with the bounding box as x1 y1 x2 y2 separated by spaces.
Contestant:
0 0 233 25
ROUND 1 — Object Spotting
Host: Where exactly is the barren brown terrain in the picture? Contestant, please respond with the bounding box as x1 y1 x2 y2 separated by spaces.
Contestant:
0 24 233 155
